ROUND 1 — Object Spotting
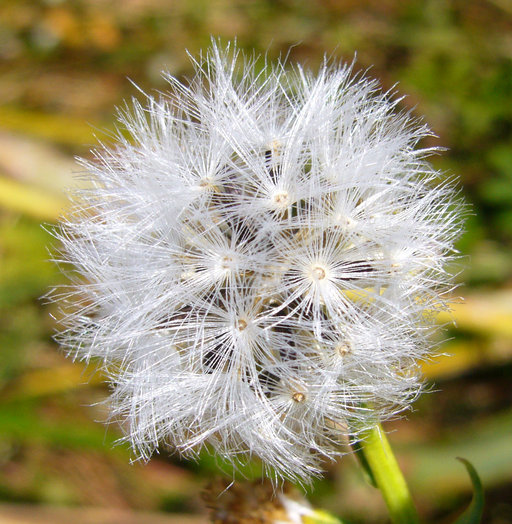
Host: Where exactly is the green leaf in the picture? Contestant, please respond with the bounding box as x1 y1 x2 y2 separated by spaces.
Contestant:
453 458 484 524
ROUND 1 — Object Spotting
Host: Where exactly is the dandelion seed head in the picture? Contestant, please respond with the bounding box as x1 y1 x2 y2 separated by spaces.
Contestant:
53 40 463 483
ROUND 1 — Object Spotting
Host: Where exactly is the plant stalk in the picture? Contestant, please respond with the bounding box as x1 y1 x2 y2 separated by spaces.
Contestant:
360 423 420 524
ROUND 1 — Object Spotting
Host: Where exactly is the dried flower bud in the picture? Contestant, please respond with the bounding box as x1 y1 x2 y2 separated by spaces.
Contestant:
202 478 310 523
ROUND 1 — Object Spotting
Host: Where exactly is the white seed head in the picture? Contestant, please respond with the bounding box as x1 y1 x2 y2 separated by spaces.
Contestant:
53 40 463 484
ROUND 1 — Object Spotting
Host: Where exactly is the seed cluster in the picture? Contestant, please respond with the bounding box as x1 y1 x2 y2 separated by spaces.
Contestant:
54 42 462 482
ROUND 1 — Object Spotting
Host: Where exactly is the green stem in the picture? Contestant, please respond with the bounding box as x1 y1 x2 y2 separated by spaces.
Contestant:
360 423 420 524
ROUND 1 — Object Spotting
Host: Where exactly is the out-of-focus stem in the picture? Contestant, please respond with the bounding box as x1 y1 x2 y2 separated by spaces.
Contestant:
360 423 420 524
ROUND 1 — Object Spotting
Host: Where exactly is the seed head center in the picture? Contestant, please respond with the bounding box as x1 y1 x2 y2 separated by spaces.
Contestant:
312 265 327 281
198 177 216 190
221 255 233 269
269 139 281 153
273 191 289 206
336 342 351 357
237 319 248 331
292 392 306 403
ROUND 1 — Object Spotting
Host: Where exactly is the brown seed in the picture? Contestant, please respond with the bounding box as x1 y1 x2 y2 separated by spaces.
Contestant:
221 255 233 269
336 342 350 357
238 319 248 331
292 392 306 403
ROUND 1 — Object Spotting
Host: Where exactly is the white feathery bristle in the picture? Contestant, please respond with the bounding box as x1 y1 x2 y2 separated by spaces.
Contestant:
52 40 463 483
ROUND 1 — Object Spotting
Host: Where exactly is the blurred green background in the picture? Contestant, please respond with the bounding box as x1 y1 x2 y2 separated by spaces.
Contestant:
1 1 511 523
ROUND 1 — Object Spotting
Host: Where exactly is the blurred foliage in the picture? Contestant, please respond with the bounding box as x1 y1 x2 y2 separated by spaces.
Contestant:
1 0 512 523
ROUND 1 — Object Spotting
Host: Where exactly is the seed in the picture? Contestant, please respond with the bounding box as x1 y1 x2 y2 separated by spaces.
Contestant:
221 255 233 269
336 342 350 357
312 265 326 280
273 192 289 205
292 392 306 403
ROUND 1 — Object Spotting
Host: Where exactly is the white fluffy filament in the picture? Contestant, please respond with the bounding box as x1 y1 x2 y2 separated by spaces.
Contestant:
53 41 463 483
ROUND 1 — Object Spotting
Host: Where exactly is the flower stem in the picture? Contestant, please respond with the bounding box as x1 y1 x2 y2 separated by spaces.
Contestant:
360 423 420 524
